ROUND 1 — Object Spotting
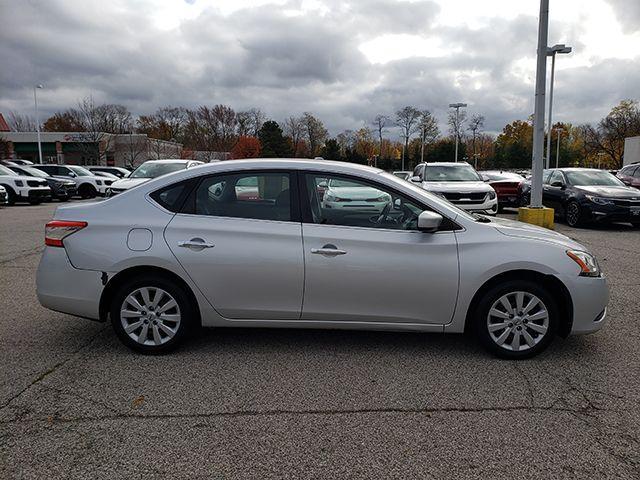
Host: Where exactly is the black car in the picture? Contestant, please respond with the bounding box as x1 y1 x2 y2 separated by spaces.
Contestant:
7 165 78 201
521 168 640 227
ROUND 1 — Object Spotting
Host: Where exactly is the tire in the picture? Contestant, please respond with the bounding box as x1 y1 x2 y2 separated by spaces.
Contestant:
564 200 583 227
79 183 97 199
3 186 16 205
474 280 558 359
110 275 195 354
519 194 530 207
632 222 640 229
29 199 41 205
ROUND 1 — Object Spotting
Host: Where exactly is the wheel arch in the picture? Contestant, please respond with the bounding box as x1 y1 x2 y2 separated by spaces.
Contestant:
99 265 201 325
464 269 573 337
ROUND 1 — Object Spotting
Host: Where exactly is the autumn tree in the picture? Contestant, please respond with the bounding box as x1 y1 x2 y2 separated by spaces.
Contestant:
231 136 261 159
284 116 305 156
237 108 265 138
258 121 290 157
43 111 85 132
136 106 187 141
494 119 534 169
395 106 421 169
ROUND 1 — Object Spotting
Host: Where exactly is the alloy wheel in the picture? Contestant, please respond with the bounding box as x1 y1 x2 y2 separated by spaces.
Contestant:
120 287 181 346
566 202 580 226
486 291 549 352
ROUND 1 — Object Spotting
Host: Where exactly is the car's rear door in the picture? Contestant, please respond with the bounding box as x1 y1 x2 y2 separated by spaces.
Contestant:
164 170 304 320
299 172 459 326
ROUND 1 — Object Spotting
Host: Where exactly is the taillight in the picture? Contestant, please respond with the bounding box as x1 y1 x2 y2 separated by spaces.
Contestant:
45 221 88 247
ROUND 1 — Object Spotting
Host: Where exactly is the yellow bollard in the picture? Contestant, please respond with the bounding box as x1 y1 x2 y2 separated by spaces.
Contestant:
517 207 555 230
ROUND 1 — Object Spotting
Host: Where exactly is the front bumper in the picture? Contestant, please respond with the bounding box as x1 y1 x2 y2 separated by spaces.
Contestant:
18 187 51 202
52 184 77 199
455 198 498 215
585 202 640 224
560 273 609 334
36 247 106 321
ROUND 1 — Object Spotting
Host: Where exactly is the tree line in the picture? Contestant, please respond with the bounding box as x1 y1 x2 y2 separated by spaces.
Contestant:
5 97 640 170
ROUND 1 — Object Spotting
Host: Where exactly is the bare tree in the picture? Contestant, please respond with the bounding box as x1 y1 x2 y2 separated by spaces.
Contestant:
284 116 305 156
8 111 37 132
448 108 468 142
417 110 439 163
372 114 389 166
467 114 485 166
302 112 328 157
395 106 421 169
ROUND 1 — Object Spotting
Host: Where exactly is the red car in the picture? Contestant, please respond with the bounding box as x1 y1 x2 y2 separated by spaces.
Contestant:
480 171 525 210
617 163 640 189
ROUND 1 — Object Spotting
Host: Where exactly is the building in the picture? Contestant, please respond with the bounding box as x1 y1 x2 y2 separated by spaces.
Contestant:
0 131 182 167
623 136 640 166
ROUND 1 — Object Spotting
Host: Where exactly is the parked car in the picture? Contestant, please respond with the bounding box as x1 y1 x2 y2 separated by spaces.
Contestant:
0 185 7 205
91 171 120 181
542 168 640 227
11 159 35 166
321 177 391 216
32 164 112 198
392 171 412 181
0 160 18 167
0 165 51 204
616 163 640 189
480 171 524 210
86 166 131 178
107 159 203 196
37 159 608 359
7 165 77 202
410 162 498 215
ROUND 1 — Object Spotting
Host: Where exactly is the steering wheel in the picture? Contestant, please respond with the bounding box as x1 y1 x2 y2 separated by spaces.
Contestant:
373 201 393 224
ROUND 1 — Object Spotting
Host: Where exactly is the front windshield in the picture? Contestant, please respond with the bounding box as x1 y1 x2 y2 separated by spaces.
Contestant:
21 167 49 177
566 170 625 187
130 162 187 179
0 165 18 176
425 165 482 182
329 179 364 188
69 166 94 177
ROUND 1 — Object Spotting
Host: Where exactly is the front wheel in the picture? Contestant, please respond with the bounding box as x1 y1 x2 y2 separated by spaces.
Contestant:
565 201 583 227
110 275 195 354
79 184 97 199
475 280 558 359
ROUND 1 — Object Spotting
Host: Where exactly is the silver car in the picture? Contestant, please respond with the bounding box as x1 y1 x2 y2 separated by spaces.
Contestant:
36 159 608 359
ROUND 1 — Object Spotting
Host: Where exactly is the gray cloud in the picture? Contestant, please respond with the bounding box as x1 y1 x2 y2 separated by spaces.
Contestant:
0 0 637 137
606 0 640 33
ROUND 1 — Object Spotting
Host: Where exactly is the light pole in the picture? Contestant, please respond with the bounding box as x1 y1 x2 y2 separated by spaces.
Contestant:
545 44 572 168
597 152 606 169
554 127 564 168
33 84 44 164
448 103 467 162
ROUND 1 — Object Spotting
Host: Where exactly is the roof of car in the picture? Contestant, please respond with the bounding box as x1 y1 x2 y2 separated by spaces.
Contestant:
140 159 201 164
424 162 472 166
552 167 607 172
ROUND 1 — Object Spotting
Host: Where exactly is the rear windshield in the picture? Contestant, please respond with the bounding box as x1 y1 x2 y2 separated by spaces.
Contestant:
130 162 187 179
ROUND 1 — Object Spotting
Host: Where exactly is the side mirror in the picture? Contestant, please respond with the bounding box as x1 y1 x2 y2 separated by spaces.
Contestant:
393 198 402 210
68 172 77 178
410 176 421 183
318 181 328 188
417 211 443 233
550 181 565 189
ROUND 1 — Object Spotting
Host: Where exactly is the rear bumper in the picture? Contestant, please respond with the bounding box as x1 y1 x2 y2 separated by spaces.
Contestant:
36 247 105 321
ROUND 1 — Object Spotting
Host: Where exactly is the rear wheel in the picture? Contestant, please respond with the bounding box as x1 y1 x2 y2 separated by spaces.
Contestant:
79 184 97 199
3 186 16 205
475 280 558 359
110 275 195 354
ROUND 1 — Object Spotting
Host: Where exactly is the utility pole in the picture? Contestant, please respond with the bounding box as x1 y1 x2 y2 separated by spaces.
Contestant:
529 0 549 208
449 103 467 162
554 127 563 168
34 84 44 164
545 44 572 168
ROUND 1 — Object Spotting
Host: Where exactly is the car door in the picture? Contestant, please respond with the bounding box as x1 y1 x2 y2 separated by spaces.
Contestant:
299 172 459 326
164 170 304 320
544 170 566 211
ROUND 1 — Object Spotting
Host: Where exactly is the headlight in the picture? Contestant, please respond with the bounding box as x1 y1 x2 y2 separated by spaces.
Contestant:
15 180 24 187
488 191 497 200
585 195 613 206
567 250 601 277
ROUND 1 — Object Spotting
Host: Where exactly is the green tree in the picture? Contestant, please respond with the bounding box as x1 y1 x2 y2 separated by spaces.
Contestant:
426 138 465 163
258 120 290 157
493 120 533 168
321 138 341 160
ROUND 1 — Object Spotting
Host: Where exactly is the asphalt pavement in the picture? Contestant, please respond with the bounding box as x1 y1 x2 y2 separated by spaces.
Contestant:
1 201 639 479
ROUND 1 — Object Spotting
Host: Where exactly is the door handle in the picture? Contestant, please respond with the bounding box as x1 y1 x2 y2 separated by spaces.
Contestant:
178 238 215 249
311 244 347 256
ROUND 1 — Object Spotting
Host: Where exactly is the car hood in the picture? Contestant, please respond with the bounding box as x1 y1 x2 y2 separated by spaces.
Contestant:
422 181 493 193
326 186 387 200
489 216 586 250
110 177 150 190
574 185 640 199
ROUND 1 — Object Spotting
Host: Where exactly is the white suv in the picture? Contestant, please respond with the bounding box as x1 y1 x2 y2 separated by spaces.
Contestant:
33 165 112 198
0 165 51 205
411 162 498 215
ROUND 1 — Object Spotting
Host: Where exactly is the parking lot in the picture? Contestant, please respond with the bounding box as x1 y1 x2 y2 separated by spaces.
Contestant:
1 201 639 479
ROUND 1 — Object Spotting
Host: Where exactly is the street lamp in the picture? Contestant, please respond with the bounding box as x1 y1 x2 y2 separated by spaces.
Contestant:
448 102 467 162
597 152 607 169
545 44 572 168
33 84 44 164
554 127 564 168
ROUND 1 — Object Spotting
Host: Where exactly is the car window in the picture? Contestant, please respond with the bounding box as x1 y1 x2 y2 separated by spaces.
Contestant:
131 162 187 178
305 174 425 231
549 171 565 185
424 164 482 181
0 165 18 176
412 165 423 179
542 170 552 184
150 180 193 212
193 172 291 221
565 170 625 186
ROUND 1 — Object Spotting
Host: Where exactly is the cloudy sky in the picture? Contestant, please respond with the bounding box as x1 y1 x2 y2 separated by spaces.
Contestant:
1 0 639 136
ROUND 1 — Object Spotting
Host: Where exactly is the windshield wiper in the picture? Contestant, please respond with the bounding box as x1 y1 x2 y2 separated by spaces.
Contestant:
473 213 492 223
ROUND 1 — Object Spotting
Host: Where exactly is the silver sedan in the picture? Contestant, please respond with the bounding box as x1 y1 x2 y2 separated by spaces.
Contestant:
36 159 608 359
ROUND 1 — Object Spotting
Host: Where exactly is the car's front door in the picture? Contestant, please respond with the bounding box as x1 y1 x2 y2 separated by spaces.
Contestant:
544 170 567 212
164 171 304 320
299 173 459 326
